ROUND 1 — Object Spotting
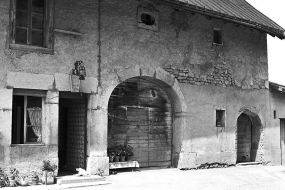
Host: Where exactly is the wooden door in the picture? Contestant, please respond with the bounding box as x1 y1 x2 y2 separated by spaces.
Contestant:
280 119 285 165
127 107 149 167
108 78 173 168
126 107 172 167
237 114 252 163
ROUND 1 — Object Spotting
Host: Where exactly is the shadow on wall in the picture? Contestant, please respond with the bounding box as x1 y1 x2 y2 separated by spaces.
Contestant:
236 109 262 163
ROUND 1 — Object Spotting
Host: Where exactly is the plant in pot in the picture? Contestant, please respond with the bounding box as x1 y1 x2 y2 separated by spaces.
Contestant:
120 147 127 162
41 160 57 185
107 148 116 162
125 145 134 161
114 145 123 162
19 174 29 186
5 167 18 187
30 171 39 185
0 167 8 187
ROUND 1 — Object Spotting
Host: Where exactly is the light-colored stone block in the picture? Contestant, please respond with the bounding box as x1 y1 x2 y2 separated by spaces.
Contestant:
55 73 98 93
46 91 59 104
0 89 12 109
80 77 98 93
177 152 197 169
0 110 12 146
117 65 140 82
54 73 70 91
45 104 58 145
155 67 175 87
48 145 58 157
220 151 236 165
87 156 109 176
89 109 108 156
7 72 54 90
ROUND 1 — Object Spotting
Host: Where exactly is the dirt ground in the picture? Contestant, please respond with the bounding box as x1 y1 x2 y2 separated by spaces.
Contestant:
80 165 285 190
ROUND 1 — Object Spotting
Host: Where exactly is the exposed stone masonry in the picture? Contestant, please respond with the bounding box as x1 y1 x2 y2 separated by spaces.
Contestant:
164 65 267 89
164 65 234 87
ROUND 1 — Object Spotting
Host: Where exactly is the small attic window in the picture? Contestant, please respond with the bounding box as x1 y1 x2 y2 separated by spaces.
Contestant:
141 13 155 26
137 3 159 31
213 29 223 45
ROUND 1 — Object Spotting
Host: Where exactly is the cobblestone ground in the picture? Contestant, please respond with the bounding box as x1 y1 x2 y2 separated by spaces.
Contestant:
81 165 285 190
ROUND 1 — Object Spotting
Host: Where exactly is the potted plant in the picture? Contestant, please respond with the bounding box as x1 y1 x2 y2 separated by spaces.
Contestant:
107 148 116 162
41 160 57 185
114 145 123 162
19 174 28 186
5 167 18 187
125 145 134 161
120 147 127 162
0 167 7 187
30 172 39 185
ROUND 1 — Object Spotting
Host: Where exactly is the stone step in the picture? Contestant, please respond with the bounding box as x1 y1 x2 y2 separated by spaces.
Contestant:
236 162 262 166
56 175 105 185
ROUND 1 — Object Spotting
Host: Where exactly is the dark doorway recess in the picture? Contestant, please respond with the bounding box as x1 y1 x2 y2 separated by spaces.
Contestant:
108 78 173 168
58 92 87 173
280 119 285 165
236 111 261 163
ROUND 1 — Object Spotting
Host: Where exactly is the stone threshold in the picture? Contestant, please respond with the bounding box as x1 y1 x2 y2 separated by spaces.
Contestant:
236 162 262 166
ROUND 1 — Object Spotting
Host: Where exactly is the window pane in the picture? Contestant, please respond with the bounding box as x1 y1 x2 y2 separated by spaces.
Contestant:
26 96 42 143
16 10 28 27
15 28 28 44
31 30 44 46
27 96 42 109
32 0 45 14
16 0 28 11
32 14 44 30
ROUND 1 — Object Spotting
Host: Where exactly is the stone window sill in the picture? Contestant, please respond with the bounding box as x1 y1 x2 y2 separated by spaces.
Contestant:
9 44 54 54
10 143 46 147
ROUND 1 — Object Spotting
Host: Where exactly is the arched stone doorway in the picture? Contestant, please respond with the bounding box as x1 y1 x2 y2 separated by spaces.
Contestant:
108 77 173 167
236 110 262 163
86 67 187 174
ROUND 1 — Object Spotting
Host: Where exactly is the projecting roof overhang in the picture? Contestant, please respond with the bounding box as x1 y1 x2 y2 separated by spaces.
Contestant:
160 0 285 39
269 82 285 93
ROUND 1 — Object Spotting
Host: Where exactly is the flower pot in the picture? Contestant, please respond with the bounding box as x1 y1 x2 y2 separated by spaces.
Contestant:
20 177 28 186
31 178 39 185
0 176 7 187
109 156 115 162
126 155 133 161
120 156 126 162
9 179 17 187
42 170 55 185
114 156 120 162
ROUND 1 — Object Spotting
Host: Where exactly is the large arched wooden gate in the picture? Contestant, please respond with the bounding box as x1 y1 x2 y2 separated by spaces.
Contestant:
108 77 173 167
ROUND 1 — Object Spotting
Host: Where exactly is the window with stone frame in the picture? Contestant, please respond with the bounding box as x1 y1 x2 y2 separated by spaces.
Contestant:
9 0 54 53
12 89 46 144
216 109 225 127
213 28 223 45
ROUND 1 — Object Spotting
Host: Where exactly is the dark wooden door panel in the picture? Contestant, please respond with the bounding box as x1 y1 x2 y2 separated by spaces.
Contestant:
108 78 173 167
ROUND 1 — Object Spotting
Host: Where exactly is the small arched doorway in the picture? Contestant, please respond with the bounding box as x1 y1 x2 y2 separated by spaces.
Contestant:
107 77 173 168
236 111 262 163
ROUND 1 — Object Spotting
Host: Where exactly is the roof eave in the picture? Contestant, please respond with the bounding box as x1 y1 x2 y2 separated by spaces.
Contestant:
269 81 285 92
160 0 285 40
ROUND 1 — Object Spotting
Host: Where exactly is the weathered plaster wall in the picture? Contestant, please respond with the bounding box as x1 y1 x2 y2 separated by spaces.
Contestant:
101 0 268 90
0 0 276 175
180 85 270 167
0 0 98 89
99 0 271 168
268 91 285 165
0 0 99 174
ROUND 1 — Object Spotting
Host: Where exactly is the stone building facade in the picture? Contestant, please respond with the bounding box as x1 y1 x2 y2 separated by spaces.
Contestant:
0 0 284 175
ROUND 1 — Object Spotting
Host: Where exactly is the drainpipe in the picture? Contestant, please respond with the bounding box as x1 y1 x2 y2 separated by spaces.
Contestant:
97 0 102 88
